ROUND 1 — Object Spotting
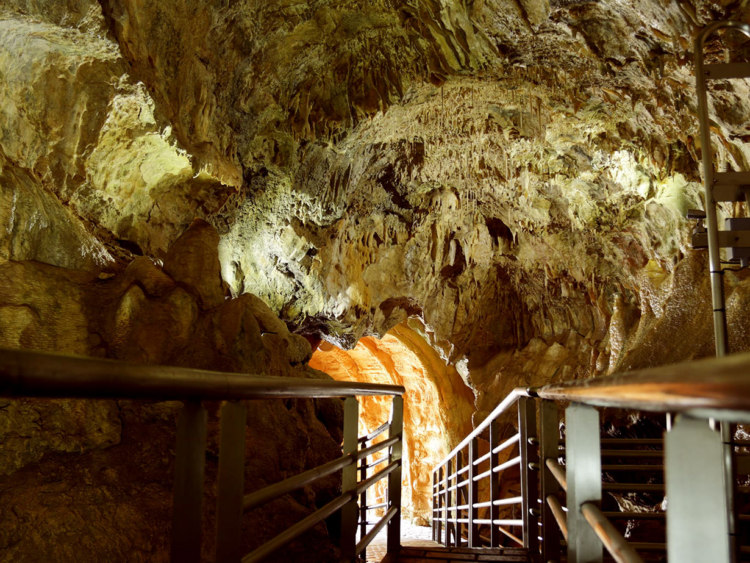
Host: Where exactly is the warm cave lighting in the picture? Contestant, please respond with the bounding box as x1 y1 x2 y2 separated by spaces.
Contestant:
309 322 475 523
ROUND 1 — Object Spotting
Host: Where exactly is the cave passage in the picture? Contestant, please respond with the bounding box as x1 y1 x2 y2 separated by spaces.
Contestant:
309 322 476 523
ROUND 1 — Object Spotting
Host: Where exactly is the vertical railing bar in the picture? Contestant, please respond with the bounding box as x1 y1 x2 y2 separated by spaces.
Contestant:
566 404 602 563
215 400 247 563
171 400 208 563
519 396 540 560
666 415 731 562
386 395 403 556
468 437 477 547
489 418 499 548
359 449 368 562
455 450 464 546
443 459 449 545
540 400 562 562
436 467 443 543
340 397 359 560
432 469 436 542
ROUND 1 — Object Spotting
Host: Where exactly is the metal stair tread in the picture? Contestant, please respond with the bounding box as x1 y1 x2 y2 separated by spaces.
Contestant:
704 61 750 80
395 545 529 562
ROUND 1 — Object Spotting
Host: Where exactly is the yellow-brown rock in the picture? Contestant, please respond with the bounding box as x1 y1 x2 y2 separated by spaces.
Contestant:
310 321 475 523
3 0 750 558
0 221 342 562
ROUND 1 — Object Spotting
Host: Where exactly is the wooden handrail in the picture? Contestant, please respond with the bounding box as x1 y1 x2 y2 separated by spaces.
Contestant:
0 347 404 399
536 351 750 419
581 502 644 563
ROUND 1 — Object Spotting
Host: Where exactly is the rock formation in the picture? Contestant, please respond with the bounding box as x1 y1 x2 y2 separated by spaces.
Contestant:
2 0 750 560
0 220 344 561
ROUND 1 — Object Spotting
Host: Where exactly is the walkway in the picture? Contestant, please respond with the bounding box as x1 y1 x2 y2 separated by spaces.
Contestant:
365 521 436 562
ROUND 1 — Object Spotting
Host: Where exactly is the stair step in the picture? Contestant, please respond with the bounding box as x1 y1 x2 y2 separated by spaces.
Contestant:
602 482 664 492
395 546 529 562
601 464 664 471
704 62 750 80
600 450 663 457
603 511 665 519
713 171 750 201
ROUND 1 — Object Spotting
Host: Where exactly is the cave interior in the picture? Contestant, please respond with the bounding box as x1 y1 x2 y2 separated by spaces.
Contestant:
2 0 750 561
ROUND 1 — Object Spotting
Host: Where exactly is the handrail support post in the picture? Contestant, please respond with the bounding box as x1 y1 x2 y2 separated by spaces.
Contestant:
489 419 500 548
468 437 478 547
539 400 562 562
171 400 208 563
666 415 731 562
341 397 359 560
386 395 403 556
566 404 602 563
455 450 464 546
443 457 449 545
519 396 539 559
215 400 247 563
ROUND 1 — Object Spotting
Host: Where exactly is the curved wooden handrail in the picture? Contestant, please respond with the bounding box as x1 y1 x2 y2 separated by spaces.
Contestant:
535 351 750 419
0 347 405 399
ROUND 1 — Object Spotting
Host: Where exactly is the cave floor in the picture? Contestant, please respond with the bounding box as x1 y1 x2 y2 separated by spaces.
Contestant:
366 523 529 562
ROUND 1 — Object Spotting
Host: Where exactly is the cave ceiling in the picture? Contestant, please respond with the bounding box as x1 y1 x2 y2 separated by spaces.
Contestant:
3 0 750 387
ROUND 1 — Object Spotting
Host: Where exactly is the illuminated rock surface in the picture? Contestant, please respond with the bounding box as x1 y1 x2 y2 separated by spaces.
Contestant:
2 0 750 560
310 321 475 523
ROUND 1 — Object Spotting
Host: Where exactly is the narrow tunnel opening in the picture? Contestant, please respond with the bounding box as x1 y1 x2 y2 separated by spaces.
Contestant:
309 322 476 525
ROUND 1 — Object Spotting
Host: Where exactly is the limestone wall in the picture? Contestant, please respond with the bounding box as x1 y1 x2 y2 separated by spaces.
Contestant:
2 0 750 559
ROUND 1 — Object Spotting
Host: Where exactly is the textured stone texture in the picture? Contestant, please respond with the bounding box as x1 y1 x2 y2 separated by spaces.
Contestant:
2 0 750 559
0 221 342 562
310 320 476 523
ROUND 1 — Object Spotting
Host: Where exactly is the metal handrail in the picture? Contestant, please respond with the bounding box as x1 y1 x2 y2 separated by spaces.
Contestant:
355 461 399 496
431 388 537 552
356 507 398 555
243 453 354 511
357 436 399 461
542 440 644 563
545 495 568 541
433 387 530 472
0 347 405 399
545 458 567 492
242 493 353 563
359 421 390 443
694 20 750 359
0 347 405 563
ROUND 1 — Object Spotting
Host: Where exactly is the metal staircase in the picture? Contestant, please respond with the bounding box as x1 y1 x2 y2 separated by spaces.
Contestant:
692 19 750 357
428 352 750 563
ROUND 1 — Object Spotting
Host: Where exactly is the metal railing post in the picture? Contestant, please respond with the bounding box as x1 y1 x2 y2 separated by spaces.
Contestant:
519 396 539 560
359 453 367 560
468 437 478 547
455 451 464 546
666 415 731 562
215 401 247 563
489 419 500 548
171 400 208 563
443 459 449 545
565 404 602 563
341 397 359 561
539 400 562 562
434 467 444 543
386 395 403 556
